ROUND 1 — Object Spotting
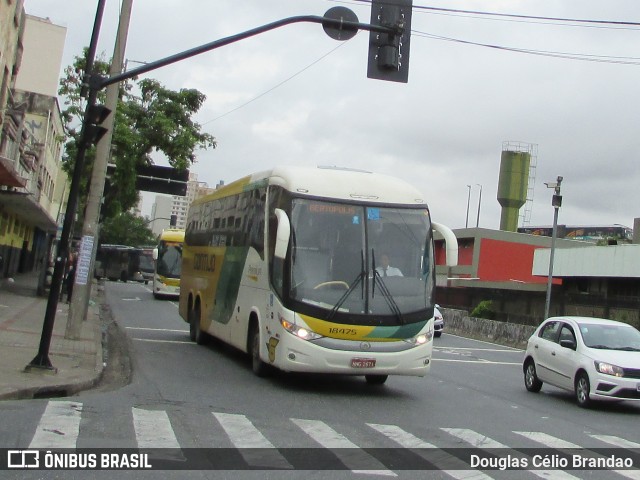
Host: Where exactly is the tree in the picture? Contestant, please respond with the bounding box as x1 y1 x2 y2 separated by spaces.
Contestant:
99 212 157 247
58 50 217 220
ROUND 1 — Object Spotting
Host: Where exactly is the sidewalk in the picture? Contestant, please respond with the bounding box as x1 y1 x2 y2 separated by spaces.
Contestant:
0 272 104 400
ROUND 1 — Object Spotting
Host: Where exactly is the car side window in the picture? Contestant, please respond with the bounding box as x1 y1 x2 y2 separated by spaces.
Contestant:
559 324 576 344
539 321 560 341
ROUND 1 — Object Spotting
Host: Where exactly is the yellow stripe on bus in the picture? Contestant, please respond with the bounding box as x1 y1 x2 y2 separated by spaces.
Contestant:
298 314 377 340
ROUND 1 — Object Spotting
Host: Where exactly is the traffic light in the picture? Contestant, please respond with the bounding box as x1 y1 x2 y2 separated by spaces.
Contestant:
83 103 111 145
367 0 413 83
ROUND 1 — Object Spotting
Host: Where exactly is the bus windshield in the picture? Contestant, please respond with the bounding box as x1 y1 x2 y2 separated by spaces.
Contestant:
286 198 434 325
157 240 182 279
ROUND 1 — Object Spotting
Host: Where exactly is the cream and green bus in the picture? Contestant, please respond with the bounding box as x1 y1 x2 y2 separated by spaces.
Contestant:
179 166 457 384
152 228 185 299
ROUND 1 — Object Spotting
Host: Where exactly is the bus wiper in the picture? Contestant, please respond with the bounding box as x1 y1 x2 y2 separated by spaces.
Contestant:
328 251 365 321
371 250 404 325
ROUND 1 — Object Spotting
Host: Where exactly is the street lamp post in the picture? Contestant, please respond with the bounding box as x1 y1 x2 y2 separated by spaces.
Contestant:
465 185 471 228
544 176 563 319
475 184 482 228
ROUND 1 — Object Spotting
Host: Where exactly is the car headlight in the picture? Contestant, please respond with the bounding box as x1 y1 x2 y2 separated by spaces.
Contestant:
594 361 624 377
280 319 323 341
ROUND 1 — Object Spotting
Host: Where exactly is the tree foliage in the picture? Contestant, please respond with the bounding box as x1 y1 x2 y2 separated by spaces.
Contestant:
58 50 217 220
99 211 156 247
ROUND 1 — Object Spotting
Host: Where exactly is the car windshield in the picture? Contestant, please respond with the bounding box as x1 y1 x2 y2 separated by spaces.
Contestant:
578 323 640 351
287 198 434 325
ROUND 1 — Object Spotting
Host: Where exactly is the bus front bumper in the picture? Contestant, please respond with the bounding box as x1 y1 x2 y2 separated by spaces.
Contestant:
269 333 432 377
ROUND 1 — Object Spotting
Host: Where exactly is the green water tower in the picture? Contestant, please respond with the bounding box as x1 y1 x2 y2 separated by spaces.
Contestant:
497 149 530 231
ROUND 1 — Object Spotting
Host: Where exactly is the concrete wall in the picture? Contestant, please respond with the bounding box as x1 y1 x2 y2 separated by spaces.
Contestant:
441 307 536 350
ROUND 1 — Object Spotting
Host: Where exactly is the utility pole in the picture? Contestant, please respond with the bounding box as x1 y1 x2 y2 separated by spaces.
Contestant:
544 176 563 319
66 0 134 339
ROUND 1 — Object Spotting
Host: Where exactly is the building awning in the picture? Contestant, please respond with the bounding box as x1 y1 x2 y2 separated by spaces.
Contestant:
0 156 27 188
0 191 57 232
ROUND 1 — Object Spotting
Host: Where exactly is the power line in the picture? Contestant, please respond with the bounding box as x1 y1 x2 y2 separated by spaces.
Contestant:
201 40 351 125
345 0 640 28
413 30 640 65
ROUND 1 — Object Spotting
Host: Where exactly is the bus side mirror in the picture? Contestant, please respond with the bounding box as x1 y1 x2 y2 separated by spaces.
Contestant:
274 208 291 259
432 222 458 267
152 248 158 261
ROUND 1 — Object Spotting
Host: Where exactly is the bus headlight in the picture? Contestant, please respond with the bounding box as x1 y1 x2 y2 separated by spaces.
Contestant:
403 332 432 346
281 319 323 341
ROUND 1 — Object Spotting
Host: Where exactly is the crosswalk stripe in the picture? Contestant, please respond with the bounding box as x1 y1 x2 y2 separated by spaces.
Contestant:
132 408 180 449
368 423 492 480
513 432 580 449
515 432 640 480
292 418 396 477
443 428 580 480
589 435 640 449
212 412 292 469
441 428 505 448
29 401 82 449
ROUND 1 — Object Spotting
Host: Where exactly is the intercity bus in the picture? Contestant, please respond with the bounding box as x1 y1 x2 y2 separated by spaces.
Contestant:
179 166 458 384
152 229 185 299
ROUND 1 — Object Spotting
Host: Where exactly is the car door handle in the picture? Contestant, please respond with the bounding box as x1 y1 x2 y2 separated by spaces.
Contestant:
534 345 538 349
551 351 556 356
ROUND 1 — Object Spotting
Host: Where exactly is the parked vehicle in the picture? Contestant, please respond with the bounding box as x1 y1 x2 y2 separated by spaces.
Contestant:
523 316 640 407
95 244 143 282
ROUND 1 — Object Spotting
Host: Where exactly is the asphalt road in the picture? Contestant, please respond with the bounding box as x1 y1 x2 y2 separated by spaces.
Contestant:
1 280 638 480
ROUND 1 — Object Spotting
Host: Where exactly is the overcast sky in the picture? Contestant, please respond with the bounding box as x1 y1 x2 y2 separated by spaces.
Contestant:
24 0 640 231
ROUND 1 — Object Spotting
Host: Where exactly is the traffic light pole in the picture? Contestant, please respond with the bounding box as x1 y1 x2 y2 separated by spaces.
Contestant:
99 15 401 89
27 0 108 370
29 7 404 371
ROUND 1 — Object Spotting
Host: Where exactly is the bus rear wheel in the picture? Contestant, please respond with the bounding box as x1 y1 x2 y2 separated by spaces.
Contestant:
190 303 207 345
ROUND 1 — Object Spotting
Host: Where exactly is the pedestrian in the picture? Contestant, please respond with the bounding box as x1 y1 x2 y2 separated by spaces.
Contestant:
64 253 77 303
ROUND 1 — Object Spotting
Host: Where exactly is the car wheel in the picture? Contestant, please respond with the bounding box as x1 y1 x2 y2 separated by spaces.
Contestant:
524 359 543 392
250 322 269 377
365 374 388 385
434 331 442 338
575 372 592 408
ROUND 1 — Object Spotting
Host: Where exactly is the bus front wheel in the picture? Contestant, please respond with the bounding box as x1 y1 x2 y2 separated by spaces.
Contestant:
365 374 388 385
249 322 269 377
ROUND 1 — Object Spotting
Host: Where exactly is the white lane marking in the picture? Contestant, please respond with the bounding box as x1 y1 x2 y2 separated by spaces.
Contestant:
368 423 492 480
30 401 82 448
444 429 580 480
433 347 522 353
433 358 522 365
132 338 194 345
126 327 189 333
515 432 640 480
212 412 292 469
292 418 396 477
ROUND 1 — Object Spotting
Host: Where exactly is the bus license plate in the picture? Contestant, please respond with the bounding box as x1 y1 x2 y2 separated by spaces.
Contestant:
351 358 376 368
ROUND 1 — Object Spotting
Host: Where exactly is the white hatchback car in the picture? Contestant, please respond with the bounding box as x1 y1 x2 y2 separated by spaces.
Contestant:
523 316 640 407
